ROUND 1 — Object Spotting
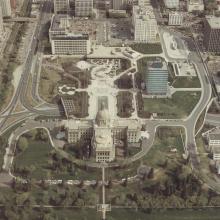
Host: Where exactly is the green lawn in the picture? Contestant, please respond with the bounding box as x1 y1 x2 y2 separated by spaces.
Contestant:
13 140 53 179
143 91 201 119
106 127 185 179
130 43 163 54
117 91 134 118
13 130 101 180
172 77 201 88
143 127 185 167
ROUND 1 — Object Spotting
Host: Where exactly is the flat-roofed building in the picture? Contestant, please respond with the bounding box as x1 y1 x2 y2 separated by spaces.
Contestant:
51 34 91 55
0 0 11 17
64 120 93 144
187 0 204 12
168 11 184 26
213 145 220 160
75 0 93 17
145 59 168 95
49 14 91 55
208 132 220 147
204 16 220 53
54 0 69 14
138 0 151 7
164 0 179 9
133 5 158 43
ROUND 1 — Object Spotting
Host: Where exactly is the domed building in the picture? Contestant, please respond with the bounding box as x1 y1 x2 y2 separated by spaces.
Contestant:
92 128 115 163
93 103 115 162
64 96 142 163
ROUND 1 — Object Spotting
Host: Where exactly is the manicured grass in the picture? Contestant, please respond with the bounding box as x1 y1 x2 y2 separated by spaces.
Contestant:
143 91 201 119
106 127 185 179
172 76 201 88
131 43 163 54
13 130 100 180
13 140 53 179
117 91 134 118
39 67 61 103
143 127 185 167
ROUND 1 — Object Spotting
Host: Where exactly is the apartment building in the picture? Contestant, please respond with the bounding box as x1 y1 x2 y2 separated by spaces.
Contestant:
54 0 69 13
75 0 93 17
164 0 179 9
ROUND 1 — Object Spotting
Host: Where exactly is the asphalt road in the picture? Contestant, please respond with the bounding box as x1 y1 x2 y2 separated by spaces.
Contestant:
0 1 60 132
159 27 212 169
0 2 215 188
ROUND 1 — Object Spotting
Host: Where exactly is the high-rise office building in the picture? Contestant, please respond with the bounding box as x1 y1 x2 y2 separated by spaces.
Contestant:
187 0 204 12
10 0 16 10
204 16 220 53
133 5 158 43
164 0 179 9
54 0 69 14
75 0 93 17
49 14 91 55
112 0 128 10
145 59 168 95
168 12 184 26
0 6 4 39
138 0 151 7
0 0 11 17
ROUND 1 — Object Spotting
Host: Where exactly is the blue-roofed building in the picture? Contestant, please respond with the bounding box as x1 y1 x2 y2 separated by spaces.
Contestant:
145 60 168 95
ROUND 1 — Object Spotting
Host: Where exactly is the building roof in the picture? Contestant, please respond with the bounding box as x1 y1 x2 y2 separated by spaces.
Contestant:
206 16 220 29
112 119 141 130
94 128 112 149
213 145 220 154
64 119 93 130
209 133 220 141
50 14 97 40
50 14 68 31
189 0 203 4
147 59 168 72
133 5 156 21
52 34 89 41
